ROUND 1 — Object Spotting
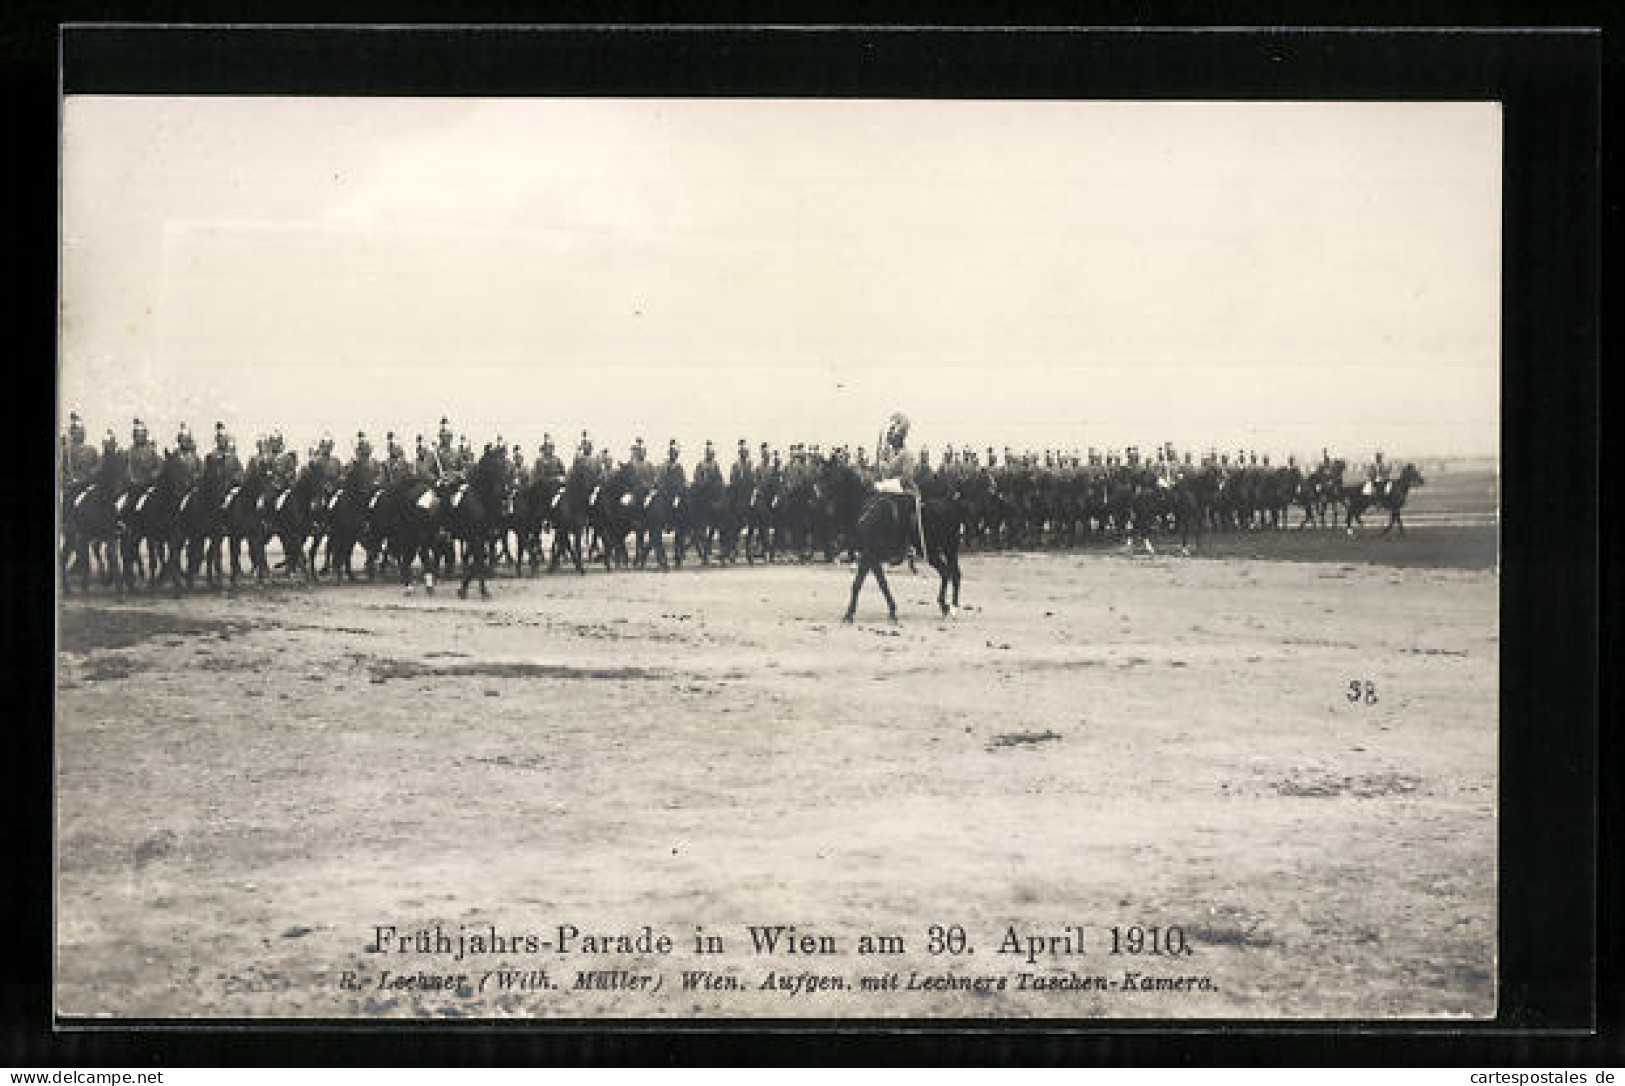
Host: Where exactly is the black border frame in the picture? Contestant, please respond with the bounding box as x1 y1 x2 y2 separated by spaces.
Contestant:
4 16 1610 1066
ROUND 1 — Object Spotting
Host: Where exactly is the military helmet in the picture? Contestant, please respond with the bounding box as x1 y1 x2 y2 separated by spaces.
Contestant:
668 438 679 458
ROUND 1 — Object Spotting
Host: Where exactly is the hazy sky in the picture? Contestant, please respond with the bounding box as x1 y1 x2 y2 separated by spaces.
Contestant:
60 97 1500 461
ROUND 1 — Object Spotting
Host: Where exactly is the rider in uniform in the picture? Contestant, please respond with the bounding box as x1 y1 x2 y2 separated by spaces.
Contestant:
61 412 100 487
348 432 381 491
534 434 565 483
693 440 724 489
382 431 413 487
659 439 687 492
413 434 435 480
731 439 755 493
874 412 923 562
175 424 203 478
126 418 162 491
205 423 244 486
630 438 658 490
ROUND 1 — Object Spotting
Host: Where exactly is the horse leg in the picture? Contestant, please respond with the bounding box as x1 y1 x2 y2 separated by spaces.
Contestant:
929 553 950 616
843 558 871 622
872 563 899 623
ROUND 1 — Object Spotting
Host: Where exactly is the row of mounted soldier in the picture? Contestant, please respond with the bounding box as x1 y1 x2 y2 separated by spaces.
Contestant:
59 411 1424 600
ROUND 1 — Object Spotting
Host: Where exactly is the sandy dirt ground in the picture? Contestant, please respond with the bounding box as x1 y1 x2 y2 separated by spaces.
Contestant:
56 523 1497 1021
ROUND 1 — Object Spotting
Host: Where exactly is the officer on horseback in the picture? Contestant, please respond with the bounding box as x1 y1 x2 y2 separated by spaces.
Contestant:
874 412 925 562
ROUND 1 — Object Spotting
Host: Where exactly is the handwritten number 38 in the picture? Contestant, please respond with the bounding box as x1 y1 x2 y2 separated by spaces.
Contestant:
1347 680 1378 705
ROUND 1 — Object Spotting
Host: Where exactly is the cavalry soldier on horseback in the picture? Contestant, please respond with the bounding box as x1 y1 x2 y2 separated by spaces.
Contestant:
1363 450 1390 495
175 424 202 478
349 432 381 491
413 434 434 480
534 434 565 482
382 432 413 487
731 439 754 492
660 439 687 489
311 434 342 489
268 431 297 487
206 423 244 486
630 438 658 490
61 411 100 487
694 440 724 488
127 419 161 488
874 411 925 562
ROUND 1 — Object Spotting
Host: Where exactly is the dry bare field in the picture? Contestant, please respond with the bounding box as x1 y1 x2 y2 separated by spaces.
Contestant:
56 524 1497 1020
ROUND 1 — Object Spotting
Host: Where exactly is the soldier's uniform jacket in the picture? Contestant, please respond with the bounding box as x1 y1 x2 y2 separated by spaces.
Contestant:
415 447 438 480
570 452 602 489
630 455 663 490
534 451 566 481
349 454 381 491
177 446 204 480
206 447 245 487
658 457 687 492
63 439 100 486
876 445 917 486
694 458 724 489
313 451 343 488
127 440 162 488
382 451 413 486
271 450 298 488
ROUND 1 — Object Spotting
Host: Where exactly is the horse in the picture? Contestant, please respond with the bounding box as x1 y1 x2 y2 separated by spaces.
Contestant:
633 473 685 572
374 474 446 592
547 467 592 575
739 477 779 564
118 452 193 593
1342 464 1425 536
265 463 324 584
214 459 273 588
441 447 508 597
682 471 733 566
843 488 963 623
168 454 230 592
588 466 639 571
60 450 127 595
322 464 384 584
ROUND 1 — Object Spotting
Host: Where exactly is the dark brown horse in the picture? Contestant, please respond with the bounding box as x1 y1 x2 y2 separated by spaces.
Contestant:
843 489 962 623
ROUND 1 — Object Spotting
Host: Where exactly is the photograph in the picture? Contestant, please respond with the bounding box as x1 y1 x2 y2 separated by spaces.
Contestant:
55 93 1502 1021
